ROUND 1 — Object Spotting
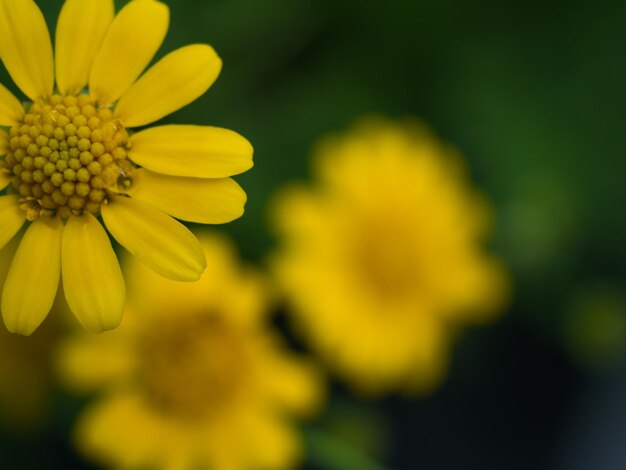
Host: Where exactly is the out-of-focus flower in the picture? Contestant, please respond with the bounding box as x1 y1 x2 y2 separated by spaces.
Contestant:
0 0 253 335
271 118 509 395
57 232 323 470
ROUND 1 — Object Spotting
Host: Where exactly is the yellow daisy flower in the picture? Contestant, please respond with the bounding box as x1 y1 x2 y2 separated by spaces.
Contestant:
57 232 323 470
271 118 509 395
0 0 253 335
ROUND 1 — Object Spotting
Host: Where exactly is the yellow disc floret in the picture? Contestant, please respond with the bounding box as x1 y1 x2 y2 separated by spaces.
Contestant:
1 94 134 221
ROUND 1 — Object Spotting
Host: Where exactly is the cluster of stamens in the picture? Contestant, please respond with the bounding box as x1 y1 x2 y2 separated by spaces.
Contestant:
0 94 134 220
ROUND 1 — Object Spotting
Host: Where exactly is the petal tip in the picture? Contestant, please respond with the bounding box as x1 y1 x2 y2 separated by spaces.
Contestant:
2 312 39 336
84 314 124 334
160 266 204 283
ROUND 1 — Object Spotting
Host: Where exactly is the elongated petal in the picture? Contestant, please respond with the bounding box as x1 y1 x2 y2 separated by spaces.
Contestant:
0 195 25 249
101 196 206 281
129 169 246 224
89 0 169 105
56 334 136 392
0 83 23 126
116 44 221 127
0 129 8 156
0 0 53 100
129 125 253 178
2 217 63 335
62 214 125 333
56 0 114 95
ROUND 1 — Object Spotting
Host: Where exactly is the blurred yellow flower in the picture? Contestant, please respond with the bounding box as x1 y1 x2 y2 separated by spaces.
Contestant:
271 118 509 395
0 0 253 335
57 233 323 470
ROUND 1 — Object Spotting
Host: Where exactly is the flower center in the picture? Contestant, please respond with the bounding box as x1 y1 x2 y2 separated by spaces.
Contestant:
355 220 424 299
136 314 249 421
0 94 134 220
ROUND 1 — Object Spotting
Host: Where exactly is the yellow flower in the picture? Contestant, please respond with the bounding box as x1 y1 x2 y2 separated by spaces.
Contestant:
57 232 323 470
0 0 253 335
271 118 509 395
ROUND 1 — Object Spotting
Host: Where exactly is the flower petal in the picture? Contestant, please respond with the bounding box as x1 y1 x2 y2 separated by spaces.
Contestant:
0 129 9 156
239 410 301 470
1 217 63 335
89 0 169 105
62 214 125 333
128 169 246 224
115 44 221 127
56 334 136 392
101 196 206 281
0 83 24 126
0 0 53 100
260 354 324 417
55 0 114 95
129 125 253 178
74 392 166 470
0 195 26 250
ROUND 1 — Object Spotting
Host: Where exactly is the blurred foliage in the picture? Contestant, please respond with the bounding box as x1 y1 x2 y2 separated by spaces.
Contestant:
1 0 625 468
564 284 626 371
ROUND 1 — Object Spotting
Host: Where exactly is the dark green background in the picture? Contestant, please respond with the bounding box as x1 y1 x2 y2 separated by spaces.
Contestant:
2 0 626 468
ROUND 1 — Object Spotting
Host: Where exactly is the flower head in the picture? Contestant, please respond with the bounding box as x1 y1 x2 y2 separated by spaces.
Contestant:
57 232 323 470
272 118 509 395
0 0 253 335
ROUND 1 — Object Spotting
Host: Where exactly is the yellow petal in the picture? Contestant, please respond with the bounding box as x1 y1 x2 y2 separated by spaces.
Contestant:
129 125 253 178
56 334 136 392
0 83 23 126
0 0 53 100
1 217 63 335
62 214 125 333
55 0 114 95
101 196 206 281
89 0 169 105
239 410 301 470
116 44 221 127
0 129 8 156
74 392 167 469
0 195 25 250
260 354 324 417
129 169 246 224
